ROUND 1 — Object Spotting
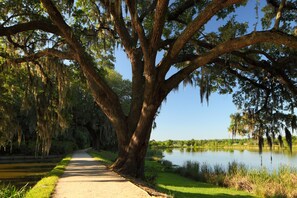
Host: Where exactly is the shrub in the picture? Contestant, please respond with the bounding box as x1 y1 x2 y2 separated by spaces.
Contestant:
161 160 173 171
146 148 164 160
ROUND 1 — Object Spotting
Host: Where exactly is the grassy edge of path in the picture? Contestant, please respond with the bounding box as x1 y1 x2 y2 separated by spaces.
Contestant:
25 154 72 198
88 149 257 198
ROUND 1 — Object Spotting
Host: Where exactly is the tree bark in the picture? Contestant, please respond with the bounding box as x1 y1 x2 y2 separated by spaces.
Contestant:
110 116 154 178
111 86 160 178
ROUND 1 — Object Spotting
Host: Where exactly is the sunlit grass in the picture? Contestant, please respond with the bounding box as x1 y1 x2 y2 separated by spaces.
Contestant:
87 149 116 165
89 149 256 198
156 172 256 198
25 155 71 198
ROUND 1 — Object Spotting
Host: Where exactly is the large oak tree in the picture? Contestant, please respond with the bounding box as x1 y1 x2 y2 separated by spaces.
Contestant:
1 0 297 178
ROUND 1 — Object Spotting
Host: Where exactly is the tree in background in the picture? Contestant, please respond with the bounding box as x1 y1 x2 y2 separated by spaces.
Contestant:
0 0 297 178
0 59 130 156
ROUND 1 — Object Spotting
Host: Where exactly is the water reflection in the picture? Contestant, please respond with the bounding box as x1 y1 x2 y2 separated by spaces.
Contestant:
162 148 297 171
0 158 61 188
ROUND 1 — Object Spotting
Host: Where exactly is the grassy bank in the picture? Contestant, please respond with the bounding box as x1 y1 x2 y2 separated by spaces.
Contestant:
88 149 255 198
0 183 27 198
175 160 297 198
25 155 71 198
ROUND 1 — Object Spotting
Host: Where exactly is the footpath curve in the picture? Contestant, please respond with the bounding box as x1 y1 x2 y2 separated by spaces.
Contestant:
52 150 151 198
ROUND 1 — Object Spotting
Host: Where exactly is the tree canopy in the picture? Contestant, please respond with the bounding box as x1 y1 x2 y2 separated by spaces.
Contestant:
0 0 297 177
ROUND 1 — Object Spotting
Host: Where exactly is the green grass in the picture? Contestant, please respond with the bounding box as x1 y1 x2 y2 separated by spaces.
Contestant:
156 172 257 198
0 183 27 198
25 155 71 198
89 150 256 198
87 149 116 165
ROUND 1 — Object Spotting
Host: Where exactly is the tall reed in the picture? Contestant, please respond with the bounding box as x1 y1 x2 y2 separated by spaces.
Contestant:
175 160 297 198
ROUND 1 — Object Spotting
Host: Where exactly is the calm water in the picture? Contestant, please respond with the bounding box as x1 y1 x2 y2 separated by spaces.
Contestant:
162 148 297 171
0 158 61 188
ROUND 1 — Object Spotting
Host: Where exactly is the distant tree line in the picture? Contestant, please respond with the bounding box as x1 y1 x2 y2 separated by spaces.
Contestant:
149 137 297 150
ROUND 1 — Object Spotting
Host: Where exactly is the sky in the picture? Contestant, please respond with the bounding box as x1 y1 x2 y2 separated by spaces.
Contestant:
114 0 265 141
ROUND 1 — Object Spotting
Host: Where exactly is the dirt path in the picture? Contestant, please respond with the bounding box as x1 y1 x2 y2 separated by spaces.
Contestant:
52 150 151 198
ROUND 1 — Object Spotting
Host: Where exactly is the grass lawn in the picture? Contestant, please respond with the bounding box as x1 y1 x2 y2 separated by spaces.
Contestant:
156 172 257 198
89 150 257 198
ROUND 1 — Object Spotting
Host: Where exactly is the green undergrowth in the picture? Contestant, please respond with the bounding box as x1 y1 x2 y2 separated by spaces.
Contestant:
25 155 71 198
0 183 27 198
89 149 256 198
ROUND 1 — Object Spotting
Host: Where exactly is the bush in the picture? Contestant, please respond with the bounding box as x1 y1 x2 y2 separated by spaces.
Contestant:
146 148 163 160
161 160 173 171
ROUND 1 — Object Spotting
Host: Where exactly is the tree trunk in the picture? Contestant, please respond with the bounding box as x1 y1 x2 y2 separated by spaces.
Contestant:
111 125 152 178
110 103 157 178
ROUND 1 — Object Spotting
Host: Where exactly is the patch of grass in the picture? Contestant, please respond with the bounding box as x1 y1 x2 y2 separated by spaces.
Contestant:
87 149 116 165
25 155 71 198
156 172 256 198
0 183 28 198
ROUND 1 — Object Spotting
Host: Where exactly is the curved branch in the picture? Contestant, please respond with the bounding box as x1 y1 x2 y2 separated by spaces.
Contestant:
164 30 297 94
149 0 169 53
159 0 245 80
125 0 150 63
100 0 134 53
0 21 61 36
273 0 286 29
2 48 75 63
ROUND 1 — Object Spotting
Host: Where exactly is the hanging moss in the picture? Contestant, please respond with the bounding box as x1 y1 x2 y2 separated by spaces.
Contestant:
258 135 264 154
266 131 272 151
278 134 284 148
285 127 292 154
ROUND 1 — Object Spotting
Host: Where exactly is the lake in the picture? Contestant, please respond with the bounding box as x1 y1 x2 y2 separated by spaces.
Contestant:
0 157 62 188
162 148 297 171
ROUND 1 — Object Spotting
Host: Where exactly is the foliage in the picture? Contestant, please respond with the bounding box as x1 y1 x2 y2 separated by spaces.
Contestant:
0 183 27 198
0 59 130 155
25 155 71 198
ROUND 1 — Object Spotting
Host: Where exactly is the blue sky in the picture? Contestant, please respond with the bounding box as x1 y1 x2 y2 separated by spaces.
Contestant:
114 0 265 141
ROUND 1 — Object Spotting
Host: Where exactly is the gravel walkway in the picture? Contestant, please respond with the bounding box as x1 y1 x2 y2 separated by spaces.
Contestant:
52 150 151 198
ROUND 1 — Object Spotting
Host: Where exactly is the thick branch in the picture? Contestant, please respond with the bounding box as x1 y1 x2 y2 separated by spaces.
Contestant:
159 0 245 80
273 0 286 29
100 0 134 53
0 21 61 36
164 30 297 94
125 0 150 64
3 48 75 63
150 0 169 53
